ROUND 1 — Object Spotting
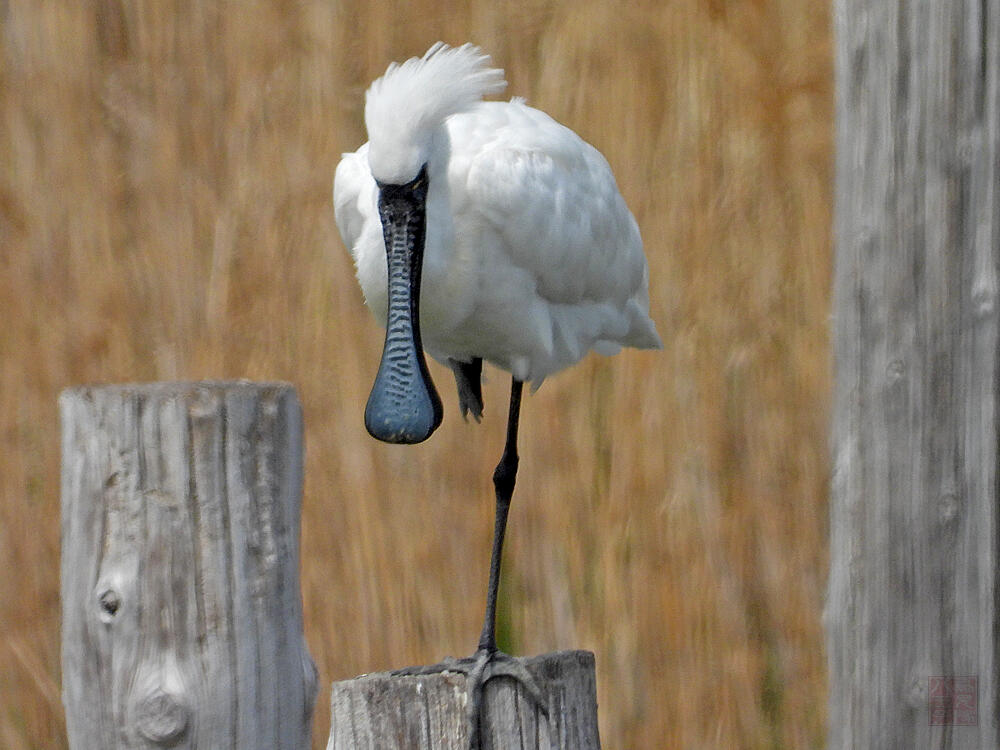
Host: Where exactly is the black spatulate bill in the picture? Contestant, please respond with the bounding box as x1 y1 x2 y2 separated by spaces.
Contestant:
364 165 443 444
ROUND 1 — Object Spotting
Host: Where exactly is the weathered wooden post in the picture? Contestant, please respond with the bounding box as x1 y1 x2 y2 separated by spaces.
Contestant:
327 650 600 750
61 381 318 749
828 0 999 747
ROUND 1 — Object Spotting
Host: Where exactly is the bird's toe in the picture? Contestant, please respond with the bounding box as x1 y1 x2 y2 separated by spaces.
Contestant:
450 357 484 423
480 652 548 718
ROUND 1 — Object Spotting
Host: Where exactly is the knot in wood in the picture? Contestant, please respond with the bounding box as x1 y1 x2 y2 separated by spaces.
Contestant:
938 492 960 524
134 688 189 745
885 359 905 382
144 488 181 509
905 672 927 708
972 280 996 318
98 589 122 623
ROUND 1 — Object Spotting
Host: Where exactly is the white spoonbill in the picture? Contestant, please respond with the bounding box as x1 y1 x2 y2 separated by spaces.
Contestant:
334 41 661 744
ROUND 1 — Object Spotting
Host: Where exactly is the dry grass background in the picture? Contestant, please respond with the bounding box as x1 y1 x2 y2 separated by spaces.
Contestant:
0 1 831 747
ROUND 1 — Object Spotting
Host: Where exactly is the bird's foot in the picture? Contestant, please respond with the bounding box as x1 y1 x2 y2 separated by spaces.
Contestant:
449 357 484 422
458 649 549 750
392 649 548 749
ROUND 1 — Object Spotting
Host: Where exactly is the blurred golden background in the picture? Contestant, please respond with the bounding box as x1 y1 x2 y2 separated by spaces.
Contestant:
0 1 831 747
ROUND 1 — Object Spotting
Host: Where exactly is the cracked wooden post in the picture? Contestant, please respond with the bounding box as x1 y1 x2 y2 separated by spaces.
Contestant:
60 381 318 749
326 650 600 750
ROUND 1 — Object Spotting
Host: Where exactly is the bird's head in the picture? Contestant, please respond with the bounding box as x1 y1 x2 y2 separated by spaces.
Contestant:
359 44 504 444
364 42 506 185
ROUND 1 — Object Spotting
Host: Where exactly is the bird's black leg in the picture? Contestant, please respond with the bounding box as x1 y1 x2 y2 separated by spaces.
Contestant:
391 378 547 748
478 376 522 652
460 378 547 748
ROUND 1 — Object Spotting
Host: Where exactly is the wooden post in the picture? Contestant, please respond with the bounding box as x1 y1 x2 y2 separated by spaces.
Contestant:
326 650 600 750
828 0 999 747
60 381 318 749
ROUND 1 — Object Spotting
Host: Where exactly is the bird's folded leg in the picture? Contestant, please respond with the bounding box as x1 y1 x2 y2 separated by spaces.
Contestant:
449 357 484 422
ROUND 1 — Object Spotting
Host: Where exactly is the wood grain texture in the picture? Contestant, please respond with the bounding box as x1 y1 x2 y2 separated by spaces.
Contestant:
327 650 600 750
60 381 318 749
828 0 1000 747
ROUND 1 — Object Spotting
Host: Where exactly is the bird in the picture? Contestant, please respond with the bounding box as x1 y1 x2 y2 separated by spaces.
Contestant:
334 42 661 747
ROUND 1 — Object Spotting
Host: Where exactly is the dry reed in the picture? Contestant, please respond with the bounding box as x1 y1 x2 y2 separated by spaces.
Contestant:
0 1 831 747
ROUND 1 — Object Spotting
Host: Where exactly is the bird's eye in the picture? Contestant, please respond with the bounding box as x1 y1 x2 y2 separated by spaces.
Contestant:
376 165 428 195
408 165 429 191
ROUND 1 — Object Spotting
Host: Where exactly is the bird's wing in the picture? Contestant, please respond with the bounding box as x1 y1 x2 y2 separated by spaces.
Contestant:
333 144 375 260
461 105 647 309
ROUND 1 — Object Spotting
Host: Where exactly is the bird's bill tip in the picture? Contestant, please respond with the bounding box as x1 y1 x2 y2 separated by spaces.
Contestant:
364 386 442 444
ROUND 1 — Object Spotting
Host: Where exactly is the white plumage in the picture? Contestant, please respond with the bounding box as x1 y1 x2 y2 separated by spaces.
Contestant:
334 42 661 390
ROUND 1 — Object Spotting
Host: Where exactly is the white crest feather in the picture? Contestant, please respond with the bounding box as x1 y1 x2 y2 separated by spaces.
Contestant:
364 43 506 183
